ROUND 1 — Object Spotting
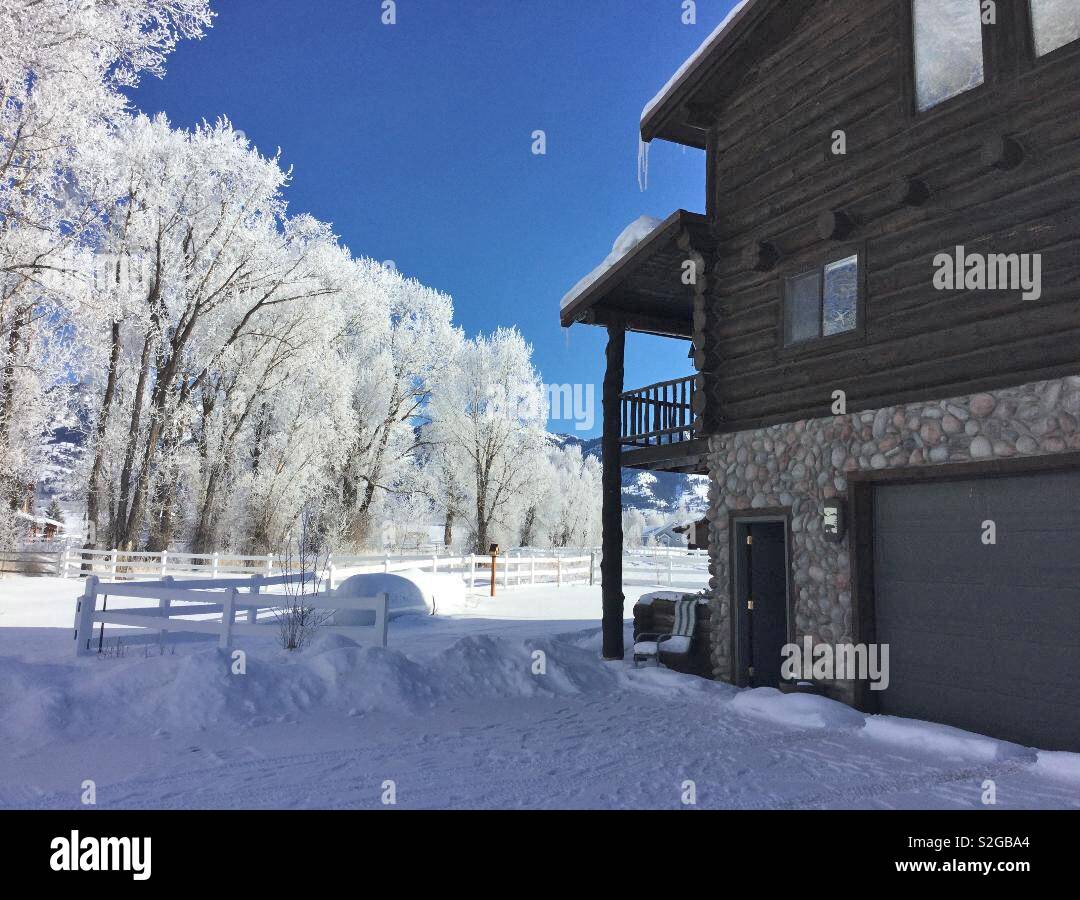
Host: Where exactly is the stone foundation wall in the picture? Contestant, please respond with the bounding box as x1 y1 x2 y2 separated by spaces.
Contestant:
703 374 1080 696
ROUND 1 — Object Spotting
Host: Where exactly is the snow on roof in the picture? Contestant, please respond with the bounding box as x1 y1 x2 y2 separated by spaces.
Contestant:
15 511 64 528
560 215 665 311
640 0 753 127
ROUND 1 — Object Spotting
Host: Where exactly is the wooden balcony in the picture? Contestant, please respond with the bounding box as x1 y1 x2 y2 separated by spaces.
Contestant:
620 375 708 474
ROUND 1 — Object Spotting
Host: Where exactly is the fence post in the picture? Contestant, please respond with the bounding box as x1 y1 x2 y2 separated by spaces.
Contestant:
556 556 563 588
383 554 389 574
265 553 273 576
376 592 389 648
327 554 336 591
589 552 596 586
110 548 118 579
432 553 438 574
248 574 261 624
57 545 68 578
219 587 237 650
159 575 173 643
160 550 168 577
468 556 476 589
211 551 219 579
74 575 99 656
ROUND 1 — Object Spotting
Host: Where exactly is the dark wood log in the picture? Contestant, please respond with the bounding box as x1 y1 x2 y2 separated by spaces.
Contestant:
742 240 781 272
981 134 1025 171
889 176 931 207
816 208 855 241
601 324 625 661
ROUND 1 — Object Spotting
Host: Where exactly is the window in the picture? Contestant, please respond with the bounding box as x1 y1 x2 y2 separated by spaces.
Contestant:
784 255 859 347
912 0 985 112
1030 0 1080 57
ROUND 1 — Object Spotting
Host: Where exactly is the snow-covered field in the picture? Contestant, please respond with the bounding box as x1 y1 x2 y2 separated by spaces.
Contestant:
0 572 1077 810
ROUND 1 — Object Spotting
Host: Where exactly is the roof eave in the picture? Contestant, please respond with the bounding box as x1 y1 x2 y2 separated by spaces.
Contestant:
638 0 766 148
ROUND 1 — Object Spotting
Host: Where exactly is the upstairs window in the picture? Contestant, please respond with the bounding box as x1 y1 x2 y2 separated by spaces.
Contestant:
1030 0 1080 57
784 255 859 347
912 0 985 111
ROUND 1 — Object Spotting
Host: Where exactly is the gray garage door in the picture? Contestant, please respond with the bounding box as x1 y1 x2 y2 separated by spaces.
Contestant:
873 470 1080 751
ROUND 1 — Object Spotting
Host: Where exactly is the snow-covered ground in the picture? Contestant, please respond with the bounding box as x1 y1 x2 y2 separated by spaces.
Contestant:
0 572 1077 810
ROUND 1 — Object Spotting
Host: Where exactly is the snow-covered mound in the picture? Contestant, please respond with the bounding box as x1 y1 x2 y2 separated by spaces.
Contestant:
332 570 465 622
0 629 624 748
730 687 867 730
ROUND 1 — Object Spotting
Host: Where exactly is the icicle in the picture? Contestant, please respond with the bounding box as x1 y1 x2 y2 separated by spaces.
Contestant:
637 137 650 192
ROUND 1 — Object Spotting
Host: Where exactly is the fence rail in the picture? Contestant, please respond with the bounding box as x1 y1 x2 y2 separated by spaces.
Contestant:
3 544 705 586
73 573 389 656
40 547 598 590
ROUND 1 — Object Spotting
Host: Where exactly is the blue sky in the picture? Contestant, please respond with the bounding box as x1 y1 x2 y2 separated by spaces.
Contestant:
127 0 737 437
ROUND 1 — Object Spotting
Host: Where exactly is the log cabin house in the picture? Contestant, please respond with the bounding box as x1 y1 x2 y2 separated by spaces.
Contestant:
560 0 1080 751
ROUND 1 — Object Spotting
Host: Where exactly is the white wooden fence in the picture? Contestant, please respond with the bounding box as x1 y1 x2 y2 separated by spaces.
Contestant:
73 573 388 656
54 547 597 591
7 544 707 588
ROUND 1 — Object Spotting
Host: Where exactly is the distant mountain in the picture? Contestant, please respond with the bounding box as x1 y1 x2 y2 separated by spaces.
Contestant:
553 434 709 516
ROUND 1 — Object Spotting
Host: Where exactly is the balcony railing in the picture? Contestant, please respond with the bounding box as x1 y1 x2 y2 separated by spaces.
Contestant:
620 375 696 448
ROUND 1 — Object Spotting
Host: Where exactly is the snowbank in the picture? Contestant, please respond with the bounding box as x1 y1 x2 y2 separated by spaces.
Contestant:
1035 750 1080 783
861 716 1033 764
0 627 626 749
560 216 664 310
333 570 465 622
730 687 866 730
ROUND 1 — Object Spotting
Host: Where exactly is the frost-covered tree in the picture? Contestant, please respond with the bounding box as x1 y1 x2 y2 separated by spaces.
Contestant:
427 328 550 554
0 0 212 529
335 265 459 549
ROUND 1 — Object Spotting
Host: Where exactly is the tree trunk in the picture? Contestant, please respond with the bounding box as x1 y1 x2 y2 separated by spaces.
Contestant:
113 332 153 547
85 320 121 548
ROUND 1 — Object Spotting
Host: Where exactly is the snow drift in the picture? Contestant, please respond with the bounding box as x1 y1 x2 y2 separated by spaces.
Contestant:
332 570 465 623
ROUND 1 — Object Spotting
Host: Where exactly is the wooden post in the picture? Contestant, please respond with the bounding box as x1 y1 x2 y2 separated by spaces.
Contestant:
58 545 69 578
589 552 596 586
383 554 389 574
248 574 261 624
159 575 173 643
74 575 99 655
376 592 389 648
265 553 273 576
490 550 498 598
211 551 219 578
556 555 563 588
110 548 118 579
469 556 476 589
219 587 237 650
327 554 336 591
601 324 625 660
160 550 168 577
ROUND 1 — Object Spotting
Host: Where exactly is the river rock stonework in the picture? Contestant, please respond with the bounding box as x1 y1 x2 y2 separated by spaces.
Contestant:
703 375 1080 698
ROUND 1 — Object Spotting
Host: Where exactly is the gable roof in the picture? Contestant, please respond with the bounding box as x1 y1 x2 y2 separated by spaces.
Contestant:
640 0 810 148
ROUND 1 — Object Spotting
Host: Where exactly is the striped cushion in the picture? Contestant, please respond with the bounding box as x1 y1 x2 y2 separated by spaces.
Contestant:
672 598 698 638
